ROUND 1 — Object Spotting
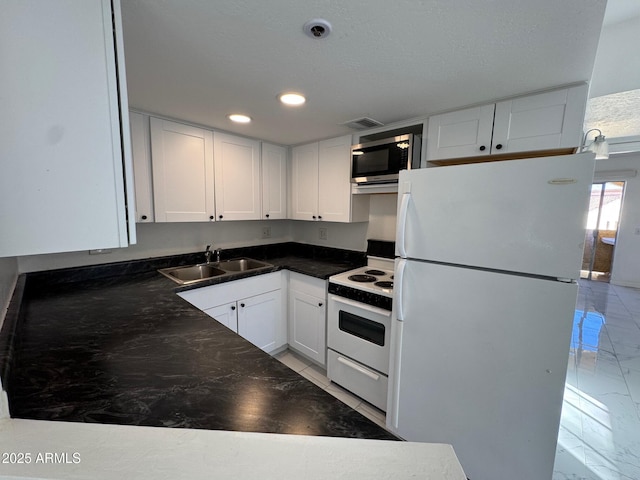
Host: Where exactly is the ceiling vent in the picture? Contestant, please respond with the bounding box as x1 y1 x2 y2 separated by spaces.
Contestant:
342 117 385 130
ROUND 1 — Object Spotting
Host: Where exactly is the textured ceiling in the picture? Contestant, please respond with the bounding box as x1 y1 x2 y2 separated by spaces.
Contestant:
584 89 640 139
121 0 606 145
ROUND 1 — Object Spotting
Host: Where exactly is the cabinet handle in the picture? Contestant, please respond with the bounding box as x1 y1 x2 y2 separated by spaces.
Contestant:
219 215 223 220
312 215 316 219
265 213 270 218
231 305 236 311
209 215 214 220
495 143 503 150
318 302 323 307
240 303 245 308
141 215 147 220
479 145 486 151
318 215 322 220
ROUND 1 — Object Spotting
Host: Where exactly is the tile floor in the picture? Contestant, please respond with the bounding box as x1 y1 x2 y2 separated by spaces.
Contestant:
277 279 640 480
273 350 387 430
554 280 640 480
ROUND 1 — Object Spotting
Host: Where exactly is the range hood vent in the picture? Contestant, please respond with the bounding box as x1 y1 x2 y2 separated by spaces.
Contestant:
342 117 384 130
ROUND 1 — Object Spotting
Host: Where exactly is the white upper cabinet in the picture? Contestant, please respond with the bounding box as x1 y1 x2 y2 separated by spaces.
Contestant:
291 135 369 222
318 135 364 223
214 133 261 221
291 142 320 220
492 86 588 153
261 143 288 220
426 105 496 160
426 84 588 161
150 118 215 222
129 112 154 223
0 0 135 257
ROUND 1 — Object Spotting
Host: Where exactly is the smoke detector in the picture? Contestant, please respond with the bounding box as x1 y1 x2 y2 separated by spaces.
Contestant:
303 19 332 39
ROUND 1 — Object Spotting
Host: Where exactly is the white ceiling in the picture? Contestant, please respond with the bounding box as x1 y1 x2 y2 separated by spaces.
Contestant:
121 0 607 146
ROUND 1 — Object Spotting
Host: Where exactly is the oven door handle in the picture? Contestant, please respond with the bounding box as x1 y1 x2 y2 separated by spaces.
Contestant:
329 294 391 316
337 355 380 381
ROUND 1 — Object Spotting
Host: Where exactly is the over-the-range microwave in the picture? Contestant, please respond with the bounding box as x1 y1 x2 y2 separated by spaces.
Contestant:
350 134 421 185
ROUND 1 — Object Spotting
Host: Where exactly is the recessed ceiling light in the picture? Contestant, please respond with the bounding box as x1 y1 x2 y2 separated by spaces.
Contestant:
279 93 306 106
228 114 251 123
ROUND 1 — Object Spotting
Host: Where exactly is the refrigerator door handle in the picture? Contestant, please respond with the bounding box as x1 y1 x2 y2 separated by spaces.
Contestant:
395 258 406 321
397 192 411 258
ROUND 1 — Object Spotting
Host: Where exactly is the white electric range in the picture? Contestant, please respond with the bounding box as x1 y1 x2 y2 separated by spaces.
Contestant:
327 241 395 412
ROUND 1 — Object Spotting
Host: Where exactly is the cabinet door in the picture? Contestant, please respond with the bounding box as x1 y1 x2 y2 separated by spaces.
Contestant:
261 143 288 220
318 135 353 223
426 105 496 160
0 0 133 257
150 118 215 222
492 84 588 153
214 133 261 221
291 142 319 220
129 112 154 223
203 302 238 332
238 289 282 353
288 289 326 365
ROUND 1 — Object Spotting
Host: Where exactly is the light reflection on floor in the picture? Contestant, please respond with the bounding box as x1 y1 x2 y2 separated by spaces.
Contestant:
553 280 640 480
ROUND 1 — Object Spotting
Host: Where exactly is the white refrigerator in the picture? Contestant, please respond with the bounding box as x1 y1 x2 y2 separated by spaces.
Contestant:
387 153 595 480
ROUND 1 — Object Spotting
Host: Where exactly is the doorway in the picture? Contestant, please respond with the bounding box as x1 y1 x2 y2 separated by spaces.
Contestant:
581 181 625 282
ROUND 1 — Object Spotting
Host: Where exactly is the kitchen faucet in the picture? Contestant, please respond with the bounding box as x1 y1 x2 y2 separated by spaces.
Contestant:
204 245 213 264
204 245 221 264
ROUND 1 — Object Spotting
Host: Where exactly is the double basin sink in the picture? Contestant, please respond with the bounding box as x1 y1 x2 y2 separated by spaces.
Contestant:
158 258 274 285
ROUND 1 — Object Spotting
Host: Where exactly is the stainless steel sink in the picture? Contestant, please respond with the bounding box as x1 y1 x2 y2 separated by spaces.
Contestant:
158 264 227 285
217 258 272 272
158 257 273 285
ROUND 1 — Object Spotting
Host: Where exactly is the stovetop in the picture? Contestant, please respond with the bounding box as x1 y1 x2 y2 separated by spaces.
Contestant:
329 258 394 298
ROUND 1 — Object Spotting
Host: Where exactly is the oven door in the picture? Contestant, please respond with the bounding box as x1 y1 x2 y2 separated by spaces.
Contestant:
327 294 391 375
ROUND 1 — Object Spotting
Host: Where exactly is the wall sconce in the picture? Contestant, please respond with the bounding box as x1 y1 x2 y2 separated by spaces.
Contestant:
581 128 609 159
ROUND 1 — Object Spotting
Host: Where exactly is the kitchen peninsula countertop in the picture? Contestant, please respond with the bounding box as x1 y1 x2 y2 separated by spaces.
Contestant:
0 419 467 480
1 243 400 440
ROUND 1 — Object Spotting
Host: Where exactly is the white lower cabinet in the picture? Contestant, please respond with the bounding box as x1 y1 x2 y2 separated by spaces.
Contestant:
178 270 331 362
288 272 327 366
237 290 281 352
203 301 238 332
178 272 286 354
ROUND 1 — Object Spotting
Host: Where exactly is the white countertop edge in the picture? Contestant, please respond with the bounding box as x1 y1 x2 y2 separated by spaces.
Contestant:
0 418 467 479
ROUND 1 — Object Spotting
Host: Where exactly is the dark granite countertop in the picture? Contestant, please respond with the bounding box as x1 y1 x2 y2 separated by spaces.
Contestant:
1 243 396 440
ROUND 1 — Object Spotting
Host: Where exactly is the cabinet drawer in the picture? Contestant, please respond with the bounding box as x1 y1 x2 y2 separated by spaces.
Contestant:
327 349 388 412
289 271 326 298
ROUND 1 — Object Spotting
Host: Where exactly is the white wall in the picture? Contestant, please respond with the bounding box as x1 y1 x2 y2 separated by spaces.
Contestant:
289 220 368 252
18 220 292 273
366 194 398 242
598 153 640 287
590 15 640 98
15 194 401 271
